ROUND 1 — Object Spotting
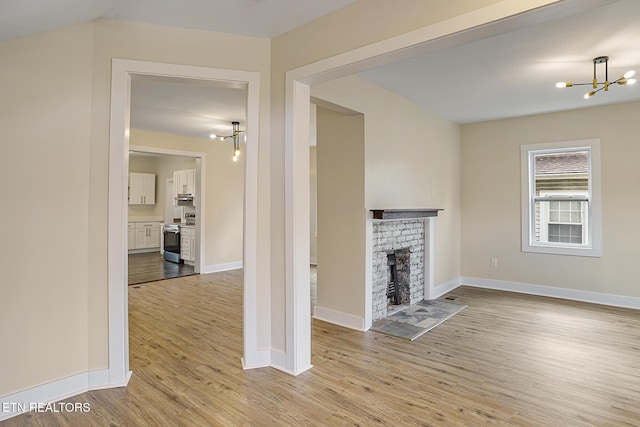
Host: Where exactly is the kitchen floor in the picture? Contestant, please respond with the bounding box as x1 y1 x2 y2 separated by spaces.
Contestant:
128 252 195 285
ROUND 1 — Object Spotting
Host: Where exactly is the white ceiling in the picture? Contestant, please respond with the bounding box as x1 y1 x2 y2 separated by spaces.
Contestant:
0 0 356 140
130 76 247 140
358 0 640 124
4 0 639 136
0 0 357 40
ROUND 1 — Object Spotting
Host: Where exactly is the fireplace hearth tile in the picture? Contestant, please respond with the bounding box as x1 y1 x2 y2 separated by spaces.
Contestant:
370 319 425 339
370 300 467 341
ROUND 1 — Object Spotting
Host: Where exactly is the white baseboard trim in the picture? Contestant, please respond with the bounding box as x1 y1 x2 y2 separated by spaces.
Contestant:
310 257 317 265
269 350 313 376
94 370 132 391
270 363 314 376
247 349 313 376
462 277 640 310
0 369 130 422
202 261 243 274
127 248 160 254
241 349 271 370
269 349 288 373
430 277 462 300
313 306 365 331
87 369 111 390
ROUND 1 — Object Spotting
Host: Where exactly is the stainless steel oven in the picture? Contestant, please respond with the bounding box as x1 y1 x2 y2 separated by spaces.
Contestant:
163 224 181 263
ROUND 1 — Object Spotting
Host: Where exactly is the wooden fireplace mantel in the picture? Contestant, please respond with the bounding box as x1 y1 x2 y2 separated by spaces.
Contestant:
370 208 443 220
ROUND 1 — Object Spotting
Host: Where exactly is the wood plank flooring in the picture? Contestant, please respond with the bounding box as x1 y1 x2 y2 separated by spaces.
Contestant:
128 251 194 285
6 273 640 426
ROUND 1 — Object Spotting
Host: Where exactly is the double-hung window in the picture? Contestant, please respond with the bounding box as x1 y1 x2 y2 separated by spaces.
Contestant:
521 140 601 257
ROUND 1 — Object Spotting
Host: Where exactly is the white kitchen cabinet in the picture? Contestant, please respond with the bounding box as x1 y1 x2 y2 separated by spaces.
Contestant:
129 172 156 205
127 223 135 250
180 226 195 262
133 222 161 249
172 169 196 205
179 169 196 195
190 230 196 260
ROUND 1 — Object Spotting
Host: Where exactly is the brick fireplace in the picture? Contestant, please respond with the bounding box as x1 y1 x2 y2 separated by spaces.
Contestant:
370 209 441 322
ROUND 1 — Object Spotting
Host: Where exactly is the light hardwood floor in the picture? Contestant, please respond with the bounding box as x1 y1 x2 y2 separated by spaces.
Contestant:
6 271 640 426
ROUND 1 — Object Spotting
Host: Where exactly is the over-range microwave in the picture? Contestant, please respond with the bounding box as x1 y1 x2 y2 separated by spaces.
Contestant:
175 193 194 206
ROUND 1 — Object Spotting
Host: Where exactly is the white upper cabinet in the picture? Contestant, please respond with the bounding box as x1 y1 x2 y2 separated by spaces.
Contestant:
173 169 196 205
129 172 156 205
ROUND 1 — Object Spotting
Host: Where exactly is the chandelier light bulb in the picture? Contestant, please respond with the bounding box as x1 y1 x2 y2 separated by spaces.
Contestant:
209 134 217 139
584 91 595 99
234 148 240 157
624 70 636 79
555 81 573 89
232 154 238 162
628 78 637 85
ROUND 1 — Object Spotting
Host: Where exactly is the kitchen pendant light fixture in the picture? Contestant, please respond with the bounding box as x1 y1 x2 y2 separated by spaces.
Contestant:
209 121 244 161
555 56 636 99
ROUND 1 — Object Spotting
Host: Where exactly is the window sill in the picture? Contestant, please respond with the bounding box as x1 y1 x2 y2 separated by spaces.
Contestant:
522 243 601 258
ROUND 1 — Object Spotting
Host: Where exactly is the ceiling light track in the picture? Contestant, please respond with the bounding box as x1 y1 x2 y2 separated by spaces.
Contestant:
555 56 636 99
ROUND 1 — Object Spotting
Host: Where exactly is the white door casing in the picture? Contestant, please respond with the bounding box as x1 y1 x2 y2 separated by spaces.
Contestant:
108 59 263 386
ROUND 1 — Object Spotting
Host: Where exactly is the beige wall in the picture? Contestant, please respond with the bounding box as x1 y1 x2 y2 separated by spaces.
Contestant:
1 19 270 396
0 24 93 395
130 129 244 266
316 107 366 318
312 76 462 288
461 101 640 297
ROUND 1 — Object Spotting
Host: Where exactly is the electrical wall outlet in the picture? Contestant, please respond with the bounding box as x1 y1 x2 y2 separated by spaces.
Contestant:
490 257 498 268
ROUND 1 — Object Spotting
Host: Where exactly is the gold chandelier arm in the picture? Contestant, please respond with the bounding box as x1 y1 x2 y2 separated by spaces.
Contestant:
556 56 635 98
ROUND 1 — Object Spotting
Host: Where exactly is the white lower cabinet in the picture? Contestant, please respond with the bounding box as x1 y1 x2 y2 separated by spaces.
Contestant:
129 222 161 250
180 227 195 262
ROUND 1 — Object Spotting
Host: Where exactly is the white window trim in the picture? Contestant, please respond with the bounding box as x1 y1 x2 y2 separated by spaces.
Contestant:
520 139 602 257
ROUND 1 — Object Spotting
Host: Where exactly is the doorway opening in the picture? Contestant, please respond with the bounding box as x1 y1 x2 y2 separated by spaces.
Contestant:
127 148 204 286
108 59 263 386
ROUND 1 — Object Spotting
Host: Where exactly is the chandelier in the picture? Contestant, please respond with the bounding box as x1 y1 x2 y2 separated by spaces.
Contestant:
555 56 636 99
210 121 244 162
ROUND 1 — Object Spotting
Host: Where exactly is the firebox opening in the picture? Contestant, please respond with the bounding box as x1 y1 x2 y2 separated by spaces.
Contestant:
386 248 411 315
